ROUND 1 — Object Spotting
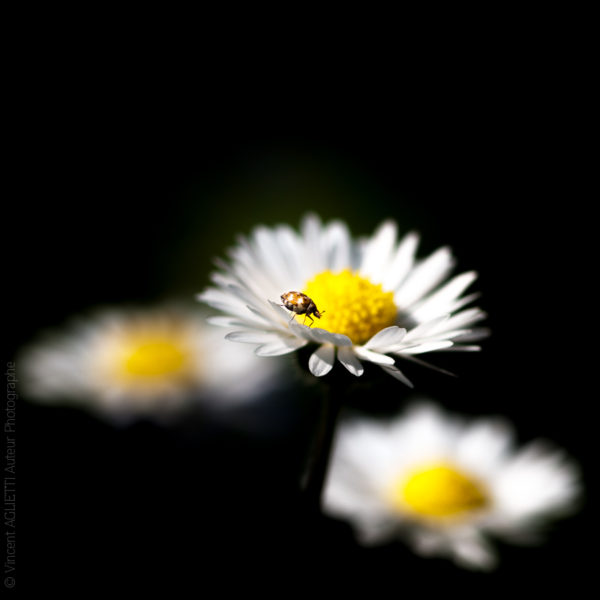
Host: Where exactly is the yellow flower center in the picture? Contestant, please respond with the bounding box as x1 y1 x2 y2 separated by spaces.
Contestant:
122 338 188 378
390 462 489 520
303 269 397 344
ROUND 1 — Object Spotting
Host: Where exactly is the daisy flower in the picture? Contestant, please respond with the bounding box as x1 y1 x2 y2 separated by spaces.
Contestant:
323 403 581 570
19 305 284 422
198 214 487 386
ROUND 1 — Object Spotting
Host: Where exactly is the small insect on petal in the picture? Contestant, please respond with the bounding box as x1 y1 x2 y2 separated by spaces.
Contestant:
280 291 325 327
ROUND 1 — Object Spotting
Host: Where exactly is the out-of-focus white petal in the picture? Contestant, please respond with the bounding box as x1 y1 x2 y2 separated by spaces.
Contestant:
197 289 250 318
300 213 326 275
456 419 514 476
359 220 398 282
274 224 308 285
325 220 352 272
492 441 581 520
252 226 294 291
452 529 498 571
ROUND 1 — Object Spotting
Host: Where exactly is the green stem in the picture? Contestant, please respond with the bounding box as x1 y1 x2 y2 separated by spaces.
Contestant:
301 383 344 511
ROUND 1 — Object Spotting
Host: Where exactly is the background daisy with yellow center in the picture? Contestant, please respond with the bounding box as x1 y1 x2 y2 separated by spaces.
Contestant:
198 214 488 385
19 305 284 422
323 403 581 570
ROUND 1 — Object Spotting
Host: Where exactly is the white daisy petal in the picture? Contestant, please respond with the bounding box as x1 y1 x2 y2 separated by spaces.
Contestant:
209 271 237 288
255 336 308 356
409 271 479 322
227 283 269 313
228 243 283 298
285 320 352 346
447 292 482 315
300 213 326 274
267 299 297 323
402 315 451 343
337 346 364 376
274 225 307 285
378 364 414 387
324 466 387 517
360 220 398 282
245 303 281 326
196 289 246 314
353 346 395 366
428 308 488 336
199 289 273 329
452 529 498 571
308 344 335 377
250 228 285 284
382 231 420 291
325 220 352 272
493 442 581 520
456 419 514 475
307 328 353 347
394 246 455 310
400 354 457 377
364 326 407 352
206 316 252 328
444 345 481 352
352 515 402 546
452 327 491 343
410 528 446 556
399 340 454 354
225 331 281 344
287 319 317 341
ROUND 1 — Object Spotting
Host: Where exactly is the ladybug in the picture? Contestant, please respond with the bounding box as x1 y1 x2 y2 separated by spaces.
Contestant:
280 291 324 326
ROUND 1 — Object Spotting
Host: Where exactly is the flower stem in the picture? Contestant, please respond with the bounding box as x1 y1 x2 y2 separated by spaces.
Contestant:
301 383 344 511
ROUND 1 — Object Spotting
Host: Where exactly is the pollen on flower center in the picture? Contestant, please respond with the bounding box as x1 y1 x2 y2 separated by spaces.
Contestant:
123 338 188 378
302 269 398 345
390 462 489 519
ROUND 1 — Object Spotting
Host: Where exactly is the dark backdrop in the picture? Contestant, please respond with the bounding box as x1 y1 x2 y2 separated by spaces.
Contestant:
4 87 593 594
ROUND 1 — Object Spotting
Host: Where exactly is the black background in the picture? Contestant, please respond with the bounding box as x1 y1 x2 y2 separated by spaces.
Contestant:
4 55 595 594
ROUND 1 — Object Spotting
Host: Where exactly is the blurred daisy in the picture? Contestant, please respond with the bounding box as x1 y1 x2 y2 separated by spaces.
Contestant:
323 403 581 570
198 214 487 386
19 305 284 422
